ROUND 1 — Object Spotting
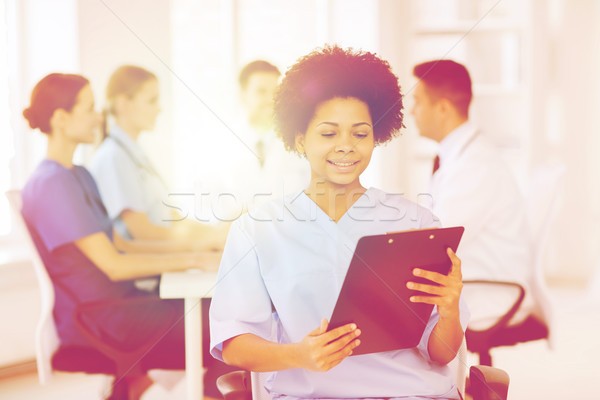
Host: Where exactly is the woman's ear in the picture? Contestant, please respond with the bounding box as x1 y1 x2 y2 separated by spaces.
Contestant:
295 133 305 155
49 108 68 132
112 94 128 117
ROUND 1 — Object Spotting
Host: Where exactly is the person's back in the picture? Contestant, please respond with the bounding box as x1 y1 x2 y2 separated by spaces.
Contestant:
22 160 139 347
429 121 531 283
90 124 170 238
411 60 534 326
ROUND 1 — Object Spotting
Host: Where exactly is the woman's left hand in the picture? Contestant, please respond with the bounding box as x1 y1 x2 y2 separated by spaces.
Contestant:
406 248 463 320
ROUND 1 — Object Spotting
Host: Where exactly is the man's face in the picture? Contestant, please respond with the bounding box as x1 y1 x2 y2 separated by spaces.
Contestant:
241 71 280 128
411 82 442 142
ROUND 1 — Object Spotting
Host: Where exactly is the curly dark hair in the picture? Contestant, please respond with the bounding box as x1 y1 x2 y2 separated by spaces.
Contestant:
274 45 404 153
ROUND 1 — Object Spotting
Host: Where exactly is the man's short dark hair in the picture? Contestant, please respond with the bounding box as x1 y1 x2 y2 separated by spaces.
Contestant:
413 60 472 118
238 60 281 89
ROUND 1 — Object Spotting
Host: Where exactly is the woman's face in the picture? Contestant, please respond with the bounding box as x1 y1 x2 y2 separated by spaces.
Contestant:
63 85 102 144
296 97 374 190
125 78 161 132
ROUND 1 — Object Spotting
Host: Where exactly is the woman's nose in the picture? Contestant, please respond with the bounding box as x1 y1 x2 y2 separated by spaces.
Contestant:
334 133 354 152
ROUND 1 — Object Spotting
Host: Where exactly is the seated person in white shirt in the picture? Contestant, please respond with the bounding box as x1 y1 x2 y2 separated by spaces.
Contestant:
411 59 534 328
239 60 281 144
89 65 229 248
89 65 234 398
218 60 308 212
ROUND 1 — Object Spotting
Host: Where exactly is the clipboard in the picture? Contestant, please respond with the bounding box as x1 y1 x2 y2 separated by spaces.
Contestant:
328 226 464 356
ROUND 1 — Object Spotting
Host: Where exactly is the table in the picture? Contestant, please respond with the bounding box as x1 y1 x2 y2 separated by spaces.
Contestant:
160 270 218 400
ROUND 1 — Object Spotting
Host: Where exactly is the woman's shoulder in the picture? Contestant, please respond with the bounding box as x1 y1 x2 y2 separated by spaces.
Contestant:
233 190 304 235
23 160 71 192
367 187 439 228
367 187 422 211
90 136 127 164
22 161 81 212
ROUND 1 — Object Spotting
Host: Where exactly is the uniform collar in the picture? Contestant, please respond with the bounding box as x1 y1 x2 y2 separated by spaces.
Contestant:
437 120 478 164
109 125 148 163
291 187 375 225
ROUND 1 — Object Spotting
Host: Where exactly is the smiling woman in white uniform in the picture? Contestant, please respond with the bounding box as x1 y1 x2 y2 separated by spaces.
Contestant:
210 46 469 399
89 65 228 248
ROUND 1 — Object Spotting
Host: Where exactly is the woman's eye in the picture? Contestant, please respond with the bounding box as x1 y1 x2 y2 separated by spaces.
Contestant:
321 132 336 137
354 132 369 138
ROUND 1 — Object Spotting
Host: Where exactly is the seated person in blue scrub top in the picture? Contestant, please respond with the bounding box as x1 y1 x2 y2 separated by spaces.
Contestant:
209 46 469 399
21 73 224 399
89 65 229 247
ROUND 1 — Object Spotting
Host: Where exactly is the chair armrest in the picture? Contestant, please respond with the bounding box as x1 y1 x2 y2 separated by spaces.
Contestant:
463 280 526 334
469 365 509 400
216 370 252 400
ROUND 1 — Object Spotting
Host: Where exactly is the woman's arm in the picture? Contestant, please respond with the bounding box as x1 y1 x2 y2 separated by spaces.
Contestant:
121 209 229 250
75 232 220 281
427 310 463 365
407 248 464 365
222 319 361 372
112 228 222 263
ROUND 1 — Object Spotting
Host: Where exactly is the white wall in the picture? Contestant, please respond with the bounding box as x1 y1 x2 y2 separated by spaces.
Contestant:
0 259 39 367
0 0 80 368
529 0 600 282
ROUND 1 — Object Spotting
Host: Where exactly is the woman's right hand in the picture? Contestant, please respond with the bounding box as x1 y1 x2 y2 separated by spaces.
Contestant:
295 318 361 372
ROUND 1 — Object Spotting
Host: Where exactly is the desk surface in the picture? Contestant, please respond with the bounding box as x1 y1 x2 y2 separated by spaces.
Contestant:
160 270 218 299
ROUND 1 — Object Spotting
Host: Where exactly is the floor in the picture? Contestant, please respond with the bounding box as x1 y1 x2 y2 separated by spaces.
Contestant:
0 370 188 400
0 284 599 400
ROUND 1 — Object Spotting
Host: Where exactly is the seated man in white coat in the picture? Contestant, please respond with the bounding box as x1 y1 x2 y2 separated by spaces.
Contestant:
411 59 534 328
223 61 309 213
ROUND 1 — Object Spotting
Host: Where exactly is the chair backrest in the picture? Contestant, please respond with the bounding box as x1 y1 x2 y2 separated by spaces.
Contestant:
525 163 566 348
451 338 468 397
251 371 270 400
249 339 469 399
6 190 60 385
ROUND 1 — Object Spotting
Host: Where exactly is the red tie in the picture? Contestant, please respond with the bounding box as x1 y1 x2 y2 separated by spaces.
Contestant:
432 155 440 175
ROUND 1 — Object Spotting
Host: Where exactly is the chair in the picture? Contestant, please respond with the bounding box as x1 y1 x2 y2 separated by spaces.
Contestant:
6 190 61 385
6 190 178 399
464 163 565 365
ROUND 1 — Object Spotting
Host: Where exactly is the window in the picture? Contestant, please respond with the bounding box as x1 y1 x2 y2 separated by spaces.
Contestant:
0 0 15 236
0 0 78 244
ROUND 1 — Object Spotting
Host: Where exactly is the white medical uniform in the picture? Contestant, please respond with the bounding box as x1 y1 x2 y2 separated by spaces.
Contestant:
89 126 172 239
210 188 469 399
428 121 534 328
